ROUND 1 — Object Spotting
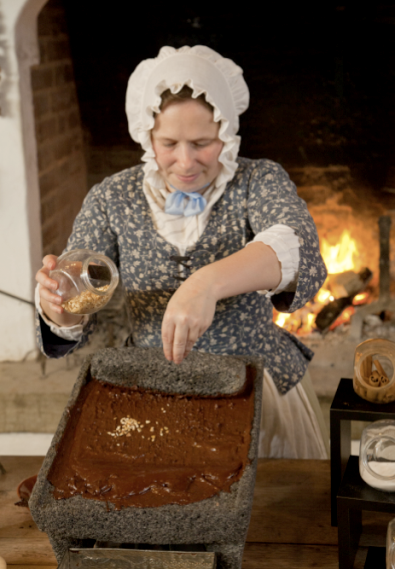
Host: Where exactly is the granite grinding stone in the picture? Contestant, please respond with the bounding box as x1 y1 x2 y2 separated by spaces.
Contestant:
29 348 263 569
90 347 247 395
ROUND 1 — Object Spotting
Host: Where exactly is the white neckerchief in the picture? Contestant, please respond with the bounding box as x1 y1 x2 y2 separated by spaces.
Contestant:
143 177 226 255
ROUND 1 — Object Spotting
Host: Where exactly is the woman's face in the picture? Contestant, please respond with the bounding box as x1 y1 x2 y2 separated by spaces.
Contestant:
151 99 223 193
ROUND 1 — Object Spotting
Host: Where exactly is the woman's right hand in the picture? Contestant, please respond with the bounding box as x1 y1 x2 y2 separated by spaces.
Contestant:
35 255 83 327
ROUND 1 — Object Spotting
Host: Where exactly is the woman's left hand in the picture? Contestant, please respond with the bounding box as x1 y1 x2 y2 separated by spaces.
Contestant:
161 241 281 364
161 272 216 364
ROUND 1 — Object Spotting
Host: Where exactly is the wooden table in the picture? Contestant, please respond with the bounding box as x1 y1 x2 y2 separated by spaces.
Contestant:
0 456 376 569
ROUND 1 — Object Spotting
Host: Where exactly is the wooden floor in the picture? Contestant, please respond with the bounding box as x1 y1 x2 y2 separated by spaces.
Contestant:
0 456 383 568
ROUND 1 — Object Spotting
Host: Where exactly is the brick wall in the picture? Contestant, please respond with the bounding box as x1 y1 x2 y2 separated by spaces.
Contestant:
31 0 87 256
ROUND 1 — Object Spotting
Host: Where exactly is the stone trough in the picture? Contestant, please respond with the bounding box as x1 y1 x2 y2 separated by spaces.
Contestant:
29 347 263 569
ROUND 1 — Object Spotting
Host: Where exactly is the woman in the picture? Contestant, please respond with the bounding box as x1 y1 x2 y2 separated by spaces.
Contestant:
36 45 328 458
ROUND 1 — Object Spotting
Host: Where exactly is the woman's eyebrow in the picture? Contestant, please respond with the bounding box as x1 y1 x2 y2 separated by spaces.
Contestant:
153 134 218 144
158 136 216 142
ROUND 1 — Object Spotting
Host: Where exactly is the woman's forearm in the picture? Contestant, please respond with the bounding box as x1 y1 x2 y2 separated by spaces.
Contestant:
193 241 281 301
161 241 281 363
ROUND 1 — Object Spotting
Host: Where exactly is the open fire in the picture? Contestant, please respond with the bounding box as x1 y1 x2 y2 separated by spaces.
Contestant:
274 230 373 335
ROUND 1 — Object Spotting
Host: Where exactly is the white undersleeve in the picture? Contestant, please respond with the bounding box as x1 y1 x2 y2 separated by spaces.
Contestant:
35 284 89 342
250 224 300 297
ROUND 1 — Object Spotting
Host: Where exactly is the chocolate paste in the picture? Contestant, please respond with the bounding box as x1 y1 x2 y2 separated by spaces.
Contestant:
48 373 255 509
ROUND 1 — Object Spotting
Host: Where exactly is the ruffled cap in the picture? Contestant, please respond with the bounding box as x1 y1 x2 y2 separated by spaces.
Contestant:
125 45 250 190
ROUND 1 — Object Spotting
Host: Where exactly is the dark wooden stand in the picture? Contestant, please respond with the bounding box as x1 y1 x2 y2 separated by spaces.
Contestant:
330 377 395 568
337 456 395 568
330 377 395 525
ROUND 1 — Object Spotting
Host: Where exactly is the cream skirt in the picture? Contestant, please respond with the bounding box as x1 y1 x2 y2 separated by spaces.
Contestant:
258 369 329 459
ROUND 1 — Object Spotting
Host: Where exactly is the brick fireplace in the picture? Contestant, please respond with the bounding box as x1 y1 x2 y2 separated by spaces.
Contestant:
31 0 87 257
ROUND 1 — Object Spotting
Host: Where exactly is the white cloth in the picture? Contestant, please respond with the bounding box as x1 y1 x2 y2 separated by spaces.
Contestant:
143 181 225 254
250 224 300 296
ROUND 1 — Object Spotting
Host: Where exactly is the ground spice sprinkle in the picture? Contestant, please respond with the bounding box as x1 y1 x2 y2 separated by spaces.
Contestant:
107 416 169 440
107 416 142 437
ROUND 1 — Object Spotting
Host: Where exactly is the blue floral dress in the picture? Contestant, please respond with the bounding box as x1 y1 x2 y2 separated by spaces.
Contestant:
36 157 327 394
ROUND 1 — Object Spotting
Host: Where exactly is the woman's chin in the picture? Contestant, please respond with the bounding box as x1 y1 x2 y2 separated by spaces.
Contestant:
170 183 200 193
169 178 210 193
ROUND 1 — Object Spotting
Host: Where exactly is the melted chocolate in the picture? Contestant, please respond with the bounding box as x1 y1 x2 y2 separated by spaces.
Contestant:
48 373 255 509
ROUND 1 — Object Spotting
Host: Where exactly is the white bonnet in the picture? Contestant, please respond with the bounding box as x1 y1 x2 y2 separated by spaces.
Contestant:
125 45 250 190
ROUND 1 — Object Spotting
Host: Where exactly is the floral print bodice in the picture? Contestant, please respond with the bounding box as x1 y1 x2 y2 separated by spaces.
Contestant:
37 157 327 394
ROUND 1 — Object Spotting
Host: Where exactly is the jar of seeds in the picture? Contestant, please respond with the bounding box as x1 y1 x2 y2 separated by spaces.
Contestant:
49 249 119 315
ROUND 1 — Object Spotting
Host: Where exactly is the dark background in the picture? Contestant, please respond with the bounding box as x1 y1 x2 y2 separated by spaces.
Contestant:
63 2 395 189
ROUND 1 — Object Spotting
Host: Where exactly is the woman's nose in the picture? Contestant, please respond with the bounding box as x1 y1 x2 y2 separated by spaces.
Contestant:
176 144 195 170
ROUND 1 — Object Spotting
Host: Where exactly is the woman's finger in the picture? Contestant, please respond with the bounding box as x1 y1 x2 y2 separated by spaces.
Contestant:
36 271 59 292
172 323 190 364
39 284 63 306
36 255 59 291
183 338 196 359
36 254 62 314
173 325 201 364
38 283 64 315
42 254 58 270
162 320 175 362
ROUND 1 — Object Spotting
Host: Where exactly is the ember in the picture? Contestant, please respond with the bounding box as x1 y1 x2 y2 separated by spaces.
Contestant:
354 292 369 306
328 306 355 331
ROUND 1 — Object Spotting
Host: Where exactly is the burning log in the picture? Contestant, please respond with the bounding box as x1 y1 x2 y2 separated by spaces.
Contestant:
327 268 373 298
315 267 372 332
315 297 353 331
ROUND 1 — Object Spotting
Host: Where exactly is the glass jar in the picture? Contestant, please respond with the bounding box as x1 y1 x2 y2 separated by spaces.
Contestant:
387 518 395 569
49 249 119 315
359 420 395 492
353 339 395 404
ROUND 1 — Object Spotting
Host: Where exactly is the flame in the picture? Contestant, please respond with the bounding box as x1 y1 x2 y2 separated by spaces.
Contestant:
321 231 358 274
316 288 332 304
274 230 368 334
276 313 292 328
298 313 317 336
